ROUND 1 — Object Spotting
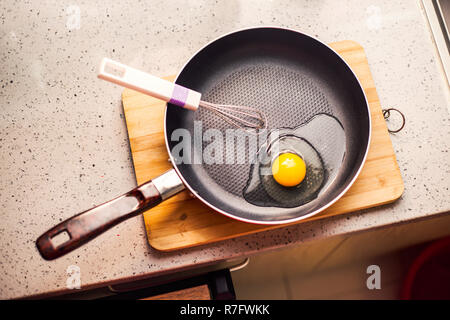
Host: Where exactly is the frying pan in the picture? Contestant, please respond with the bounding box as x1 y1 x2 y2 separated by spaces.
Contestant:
36 27 371 260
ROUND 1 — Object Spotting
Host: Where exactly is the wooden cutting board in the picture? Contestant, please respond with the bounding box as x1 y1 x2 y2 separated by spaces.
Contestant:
122 40 404 251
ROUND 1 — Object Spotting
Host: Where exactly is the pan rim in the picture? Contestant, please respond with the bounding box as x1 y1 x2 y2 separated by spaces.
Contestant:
163 26 372 225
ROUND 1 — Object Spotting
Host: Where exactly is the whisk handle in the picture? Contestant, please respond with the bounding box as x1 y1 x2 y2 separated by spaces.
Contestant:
98 58 201 110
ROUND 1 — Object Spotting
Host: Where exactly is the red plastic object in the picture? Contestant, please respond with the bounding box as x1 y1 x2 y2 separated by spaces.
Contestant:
401 236 450 300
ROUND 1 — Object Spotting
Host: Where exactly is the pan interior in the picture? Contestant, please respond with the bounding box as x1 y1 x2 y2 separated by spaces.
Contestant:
198 64 333 196
166 28 370 223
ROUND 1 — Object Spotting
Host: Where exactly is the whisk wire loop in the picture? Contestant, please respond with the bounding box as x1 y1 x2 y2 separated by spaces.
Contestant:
199 100 267 134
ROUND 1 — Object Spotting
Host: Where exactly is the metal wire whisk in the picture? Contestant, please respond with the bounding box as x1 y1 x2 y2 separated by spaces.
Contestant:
199 100 267 133
98 58 268 134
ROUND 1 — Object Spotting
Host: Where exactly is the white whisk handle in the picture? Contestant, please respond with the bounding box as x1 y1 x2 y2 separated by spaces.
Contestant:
98 58 201 110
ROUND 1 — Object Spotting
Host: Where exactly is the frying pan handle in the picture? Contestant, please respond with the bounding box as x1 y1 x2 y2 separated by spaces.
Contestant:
98 58 201 111
36 170 185 260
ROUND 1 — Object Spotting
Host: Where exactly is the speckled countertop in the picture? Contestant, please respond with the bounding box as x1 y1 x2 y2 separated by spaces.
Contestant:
1 0 449 299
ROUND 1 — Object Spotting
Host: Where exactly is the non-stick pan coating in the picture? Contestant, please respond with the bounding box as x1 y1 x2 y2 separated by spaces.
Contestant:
165 28 370 224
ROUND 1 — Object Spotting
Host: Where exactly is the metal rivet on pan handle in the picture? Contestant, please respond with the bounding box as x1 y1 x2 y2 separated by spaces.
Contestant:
382 108 405 133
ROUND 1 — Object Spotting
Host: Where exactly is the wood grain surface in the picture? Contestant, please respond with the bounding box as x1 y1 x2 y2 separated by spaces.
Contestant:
140 284 211 300
122 40 404 251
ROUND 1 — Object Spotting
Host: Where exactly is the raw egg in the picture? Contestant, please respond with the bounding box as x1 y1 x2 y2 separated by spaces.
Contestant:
243 114 346 208
271 152 306 187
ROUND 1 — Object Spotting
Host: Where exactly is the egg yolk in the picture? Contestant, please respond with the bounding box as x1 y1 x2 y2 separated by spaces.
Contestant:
271 153 306 187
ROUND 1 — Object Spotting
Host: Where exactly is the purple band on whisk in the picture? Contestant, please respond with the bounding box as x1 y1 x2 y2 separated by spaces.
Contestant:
169 84 189 108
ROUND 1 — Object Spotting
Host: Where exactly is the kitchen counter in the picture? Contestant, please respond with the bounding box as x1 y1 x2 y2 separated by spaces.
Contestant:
1 0 449 299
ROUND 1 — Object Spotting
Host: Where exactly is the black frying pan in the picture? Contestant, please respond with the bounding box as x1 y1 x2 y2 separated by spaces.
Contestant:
36 27 371 260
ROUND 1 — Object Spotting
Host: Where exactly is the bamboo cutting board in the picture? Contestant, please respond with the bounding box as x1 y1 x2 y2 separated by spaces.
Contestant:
122 40 404 251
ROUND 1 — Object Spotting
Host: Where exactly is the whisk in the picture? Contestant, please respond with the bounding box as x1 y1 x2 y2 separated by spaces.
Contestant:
98 58 267 133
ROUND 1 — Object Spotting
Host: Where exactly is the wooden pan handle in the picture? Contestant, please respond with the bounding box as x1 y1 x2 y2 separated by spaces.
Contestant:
36 181 164 260
36 170 184 260
36 181 163 260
